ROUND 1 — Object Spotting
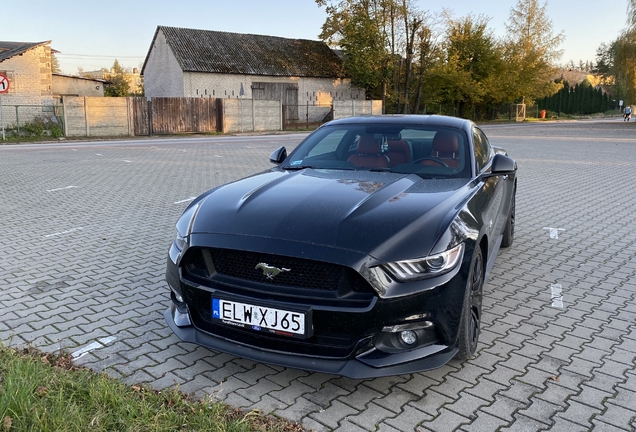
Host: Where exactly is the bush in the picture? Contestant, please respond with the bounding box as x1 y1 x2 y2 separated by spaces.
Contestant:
18 116 64 138
21 120 45 136
50 123 63 138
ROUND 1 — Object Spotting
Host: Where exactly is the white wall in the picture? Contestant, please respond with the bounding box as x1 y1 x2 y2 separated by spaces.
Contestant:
143 29 185 98
0 43 55 126
182 72 365 106
53 75 104 97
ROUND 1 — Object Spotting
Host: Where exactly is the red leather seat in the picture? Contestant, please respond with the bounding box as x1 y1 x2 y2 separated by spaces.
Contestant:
386 140 411 166
347 135 390 168
421 131 460 168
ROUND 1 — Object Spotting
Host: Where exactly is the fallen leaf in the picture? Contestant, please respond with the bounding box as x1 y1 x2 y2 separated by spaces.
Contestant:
3 416 11 432
131 385 142 392
550 376 560 382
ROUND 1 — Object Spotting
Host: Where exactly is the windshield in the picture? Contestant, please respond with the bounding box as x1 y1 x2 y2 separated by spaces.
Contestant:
284 123 471 178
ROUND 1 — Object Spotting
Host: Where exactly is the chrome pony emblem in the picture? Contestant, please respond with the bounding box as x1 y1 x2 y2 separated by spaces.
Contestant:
255 262 290 280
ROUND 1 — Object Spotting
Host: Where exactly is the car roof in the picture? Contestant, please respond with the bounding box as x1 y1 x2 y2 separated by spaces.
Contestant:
324 114 473 131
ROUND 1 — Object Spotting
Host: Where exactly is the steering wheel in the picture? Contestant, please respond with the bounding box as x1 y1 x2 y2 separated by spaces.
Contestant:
412 157 449 167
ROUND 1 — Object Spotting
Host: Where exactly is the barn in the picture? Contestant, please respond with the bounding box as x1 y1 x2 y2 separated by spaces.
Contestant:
141 26 365 110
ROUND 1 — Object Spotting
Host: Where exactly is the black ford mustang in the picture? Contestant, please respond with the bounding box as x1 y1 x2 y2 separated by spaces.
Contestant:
165 115 517 378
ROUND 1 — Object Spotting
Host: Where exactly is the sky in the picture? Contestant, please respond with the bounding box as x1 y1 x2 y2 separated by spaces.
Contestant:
2 0 630 75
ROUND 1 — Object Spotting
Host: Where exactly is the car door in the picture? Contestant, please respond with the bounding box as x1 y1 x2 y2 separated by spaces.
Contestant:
471 127 507 255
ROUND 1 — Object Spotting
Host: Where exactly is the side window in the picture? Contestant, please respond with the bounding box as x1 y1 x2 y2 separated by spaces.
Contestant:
472 128 491 172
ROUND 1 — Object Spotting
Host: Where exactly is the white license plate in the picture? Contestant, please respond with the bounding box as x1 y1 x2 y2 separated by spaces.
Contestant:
212 298 306 336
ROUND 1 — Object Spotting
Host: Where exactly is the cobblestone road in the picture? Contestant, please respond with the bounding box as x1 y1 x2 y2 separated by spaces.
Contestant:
1 120 635 431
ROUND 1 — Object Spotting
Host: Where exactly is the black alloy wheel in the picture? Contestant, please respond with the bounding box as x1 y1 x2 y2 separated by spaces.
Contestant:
501 191 516 248
456 247 484 359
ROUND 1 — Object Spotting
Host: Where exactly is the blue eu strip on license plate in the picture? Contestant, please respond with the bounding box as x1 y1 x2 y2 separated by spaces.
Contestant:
212 298 306 336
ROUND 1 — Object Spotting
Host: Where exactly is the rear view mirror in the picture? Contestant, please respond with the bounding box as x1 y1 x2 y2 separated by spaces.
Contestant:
269 146 287 164
488 154 517 176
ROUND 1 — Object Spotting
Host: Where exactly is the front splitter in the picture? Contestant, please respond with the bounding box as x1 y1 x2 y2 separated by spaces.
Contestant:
164 306 458 379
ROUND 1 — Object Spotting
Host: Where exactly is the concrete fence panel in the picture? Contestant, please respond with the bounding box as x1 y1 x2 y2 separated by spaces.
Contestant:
333 100 382 119
222 99 282 133
63 96 132 137
254 100 282 132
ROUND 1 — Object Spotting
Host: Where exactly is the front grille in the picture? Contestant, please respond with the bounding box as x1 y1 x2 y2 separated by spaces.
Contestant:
187 247 373 293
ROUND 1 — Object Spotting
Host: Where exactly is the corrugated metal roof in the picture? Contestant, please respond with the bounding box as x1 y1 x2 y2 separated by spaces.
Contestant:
156 26 343 78
0 41 50 63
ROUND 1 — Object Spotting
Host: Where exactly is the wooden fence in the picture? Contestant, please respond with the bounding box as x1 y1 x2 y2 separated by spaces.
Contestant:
147 97 222 135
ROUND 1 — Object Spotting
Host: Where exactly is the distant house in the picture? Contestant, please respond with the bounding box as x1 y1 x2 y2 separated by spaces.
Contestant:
0 40 55 105
0 40 60 126
52 73 105 97
81 68 143 95
141 26 364 108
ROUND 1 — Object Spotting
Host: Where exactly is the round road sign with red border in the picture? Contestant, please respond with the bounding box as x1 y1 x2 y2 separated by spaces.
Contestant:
0 74 10 93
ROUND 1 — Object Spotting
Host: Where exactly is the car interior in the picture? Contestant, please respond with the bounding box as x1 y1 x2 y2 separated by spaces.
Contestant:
286 125 470 178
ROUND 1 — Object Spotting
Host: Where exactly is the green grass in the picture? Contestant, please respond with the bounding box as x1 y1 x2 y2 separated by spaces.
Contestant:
0 345 302 432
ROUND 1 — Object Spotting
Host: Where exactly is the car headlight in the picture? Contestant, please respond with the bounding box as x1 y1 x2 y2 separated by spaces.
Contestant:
382 243 465 282
174 229 187 251
173 202 202 252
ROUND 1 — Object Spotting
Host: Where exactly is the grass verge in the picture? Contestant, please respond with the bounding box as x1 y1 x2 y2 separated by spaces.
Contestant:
0 345 302 432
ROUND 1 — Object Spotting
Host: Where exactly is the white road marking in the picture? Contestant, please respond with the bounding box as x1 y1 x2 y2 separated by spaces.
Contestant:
44 227 83 238
47 185 78 192
550 284 564 308
123 160 132 163
96 153 102 156
71 336 117 359
214 155 224 158
99 336 117 345
174 197 197 204
543 227 565 239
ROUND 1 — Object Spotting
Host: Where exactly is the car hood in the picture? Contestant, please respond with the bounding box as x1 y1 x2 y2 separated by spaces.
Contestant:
190 169 473 261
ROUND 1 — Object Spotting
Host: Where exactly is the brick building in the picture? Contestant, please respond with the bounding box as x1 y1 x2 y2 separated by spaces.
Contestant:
0 41 57 125
141 26 365 108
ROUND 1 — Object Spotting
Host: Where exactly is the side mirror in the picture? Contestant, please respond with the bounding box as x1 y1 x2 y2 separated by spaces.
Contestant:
488 154 517 176
269 146 287 164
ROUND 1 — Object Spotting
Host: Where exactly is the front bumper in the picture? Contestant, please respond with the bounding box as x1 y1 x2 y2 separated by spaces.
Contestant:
165 235 473 379
164 304 457 379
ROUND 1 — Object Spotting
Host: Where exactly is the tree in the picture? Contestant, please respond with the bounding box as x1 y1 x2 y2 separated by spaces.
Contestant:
316 0 432 113
593 43 613 76
317 0 395 104
628 0 636 28
436 14 505 117
610 31 636 104
104 59 130 97
51 53 61 74
503 0 564 104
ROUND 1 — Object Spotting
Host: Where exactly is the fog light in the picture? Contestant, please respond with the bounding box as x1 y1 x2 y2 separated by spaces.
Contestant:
399 330 418 346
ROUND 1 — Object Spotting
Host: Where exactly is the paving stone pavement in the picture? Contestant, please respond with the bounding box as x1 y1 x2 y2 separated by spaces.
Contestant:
1 120 635 431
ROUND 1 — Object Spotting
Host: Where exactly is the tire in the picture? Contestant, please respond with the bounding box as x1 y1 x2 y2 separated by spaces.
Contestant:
455 247 484 360
501 190 516 248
